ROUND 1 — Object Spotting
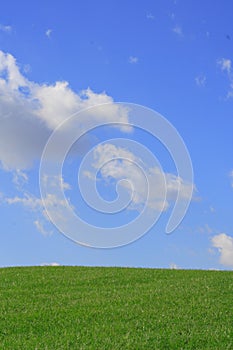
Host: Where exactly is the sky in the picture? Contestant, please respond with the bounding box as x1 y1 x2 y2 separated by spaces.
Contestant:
0 0 233 269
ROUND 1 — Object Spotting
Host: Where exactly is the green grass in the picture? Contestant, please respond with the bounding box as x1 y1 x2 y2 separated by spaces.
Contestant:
0 266 232 349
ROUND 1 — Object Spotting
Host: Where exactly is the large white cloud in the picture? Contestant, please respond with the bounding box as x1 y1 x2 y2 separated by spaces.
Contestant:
212 233 233 267
0 50 130 170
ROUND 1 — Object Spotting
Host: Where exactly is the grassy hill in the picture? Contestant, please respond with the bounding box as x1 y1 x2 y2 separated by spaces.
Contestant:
0 266 232 349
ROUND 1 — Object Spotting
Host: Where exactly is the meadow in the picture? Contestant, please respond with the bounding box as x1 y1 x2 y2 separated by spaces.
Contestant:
0 266 232 349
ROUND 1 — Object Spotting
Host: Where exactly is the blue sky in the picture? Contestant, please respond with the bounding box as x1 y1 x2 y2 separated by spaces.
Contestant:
0 0 233 269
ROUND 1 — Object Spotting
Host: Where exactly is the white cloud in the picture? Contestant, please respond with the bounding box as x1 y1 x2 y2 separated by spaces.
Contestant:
169 262 180 269
172 25 183 36
2 184 74 235
40 262 60 266
0 24 12 33
45 29 52 38
198 224 213 234
87 143 194 212
4 190 71 214
5 193 44 211
195 75 206 87
34 220 52 236
3 173 71 215
217 58 233 98
12 170 28 189
129 56 138 64
41 175 71 191
211 233 233 267
217 58 231 74
0 50 131 170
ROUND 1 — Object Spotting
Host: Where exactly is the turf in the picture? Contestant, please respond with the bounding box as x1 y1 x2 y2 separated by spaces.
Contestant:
0 266 232 349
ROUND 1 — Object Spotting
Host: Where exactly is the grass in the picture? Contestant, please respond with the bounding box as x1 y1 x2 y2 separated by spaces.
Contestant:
0 266 232 349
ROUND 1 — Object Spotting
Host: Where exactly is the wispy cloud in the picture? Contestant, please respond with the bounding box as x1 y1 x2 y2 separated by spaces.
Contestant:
3 189 71 236
34 220 52 236
211 233 233 267
146 13 154 20
128 56 138 64
172 25 183 37
1 173 73 235
4 175 71 213
217 58 233 98
45 29 52 38
198 224 213 234
40 262 60 266
0 24 12 33
195 75 206 87
12 170 28 190
217 58 231 73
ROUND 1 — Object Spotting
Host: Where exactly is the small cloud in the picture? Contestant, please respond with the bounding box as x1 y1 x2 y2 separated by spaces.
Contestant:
210 206 215 213
45 29 52 38
12 169 28 190
128 56 138 64
217 58 231 74
0 24 12 33
195 74 206 87
217 58 233 98
146 13 154 20
42 175 72 191
83 170 96 181
170 263 180 269
198 224 213 234
34 220 52 236
40 262 60 266
172 25 183 37
211 233 233 267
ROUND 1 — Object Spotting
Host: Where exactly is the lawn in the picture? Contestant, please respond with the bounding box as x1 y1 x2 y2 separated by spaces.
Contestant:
0 266 232 349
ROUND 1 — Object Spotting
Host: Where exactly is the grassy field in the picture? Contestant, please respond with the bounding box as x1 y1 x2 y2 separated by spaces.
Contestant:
0 266 232 349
